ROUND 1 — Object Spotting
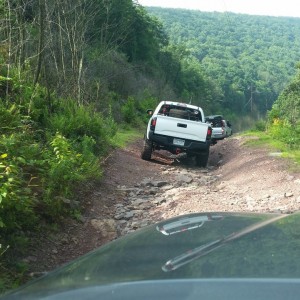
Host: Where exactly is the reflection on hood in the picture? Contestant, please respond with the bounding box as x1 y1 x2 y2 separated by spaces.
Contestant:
156 214 224 235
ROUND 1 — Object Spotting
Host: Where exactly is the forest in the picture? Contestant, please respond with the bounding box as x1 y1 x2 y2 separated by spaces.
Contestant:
146 7 300 121
0 0 299 292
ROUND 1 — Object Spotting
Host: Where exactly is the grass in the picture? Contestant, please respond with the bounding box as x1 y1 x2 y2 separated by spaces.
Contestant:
240 130 300 170
110 127 143 148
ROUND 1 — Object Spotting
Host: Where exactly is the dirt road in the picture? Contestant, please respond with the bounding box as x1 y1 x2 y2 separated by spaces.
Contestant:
27 135 300 277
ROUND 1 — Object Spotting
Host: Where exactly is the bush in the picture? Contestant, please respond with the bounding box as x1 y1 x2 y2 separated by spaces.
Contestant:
0 103 21 133
0 136 39 232
121 97 138 125
120 95 159 126
267 120 300 149
0 79 119 233
137 95 159 124
254 120 266 132
49 100 117 156
37 132 102 220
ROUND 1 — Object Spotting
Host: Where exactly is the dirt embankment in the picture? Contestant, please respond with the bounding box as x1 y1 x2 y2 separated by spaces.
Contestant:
25 135 300 277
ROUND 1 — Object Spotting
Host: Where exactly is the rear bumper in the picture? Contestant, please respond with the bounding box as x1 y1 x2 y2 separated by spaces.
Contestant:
212 133 226 140
149 132 210 153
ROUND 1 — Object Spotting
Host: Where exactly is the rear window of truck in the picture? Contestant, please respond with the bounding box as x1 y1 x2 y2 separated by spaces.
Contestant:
158 104 202 122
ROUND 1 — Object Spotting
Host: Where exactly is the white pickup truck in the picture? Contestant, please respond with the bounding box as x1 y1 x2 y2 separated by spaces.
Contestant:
141 101 212 167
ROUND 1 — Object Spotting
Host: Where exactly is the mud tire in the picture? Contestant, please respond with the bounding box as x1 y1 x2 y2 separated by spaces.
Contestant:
141 139 153 161
195 150 209 167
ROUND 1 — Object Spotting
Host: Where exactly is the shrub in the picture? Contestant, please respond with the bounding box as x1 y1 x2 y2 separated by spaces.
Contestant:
121 97 137 125
120 95 159 127
254 120 266 132
267 120 299 150
137 95 159 124
0 103 21 133
48 100 117 156
36 132 102 220
0 106 43 232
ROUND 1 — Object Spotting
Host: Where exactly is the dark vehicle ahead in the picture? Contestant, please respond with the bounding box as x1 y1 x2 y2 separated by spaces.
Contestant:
2 212 300 300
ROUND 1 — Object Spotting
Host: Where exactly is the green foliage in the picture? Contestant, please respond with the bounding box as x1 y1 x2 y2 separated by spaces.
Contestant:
232 115 260 132
0 237 32 294
0 134 38 232
0 102 21 133
87 1 167 65
267 121 300 150
121 4 167 64
48 100 117 156
138 93 158 111
242 130 300 167
146 7 300 117
0 243 14 294
136 94 159 124
267 103 280 121
38 133 100 220
254 120 267 132
0 76 119 292
267 70 300 150
110 128 143 148
49 133 82 186
271 76 300 125
0 76 12 98
0 76 118 237
121 97 138 125
120 95 161 127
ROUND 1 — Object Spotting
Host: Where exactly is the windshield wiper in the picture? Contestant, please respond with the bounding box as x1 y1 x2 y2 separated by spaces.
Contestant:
162 213 289 272
163 238 224 272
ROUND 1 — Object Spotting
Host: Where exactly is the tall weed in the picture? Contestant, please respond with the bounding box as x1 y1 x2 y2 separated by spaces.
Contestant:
121 97 138 125
49 100 117 155
267 120 300 150
0 131 40 233
120 95 158 126
39 132 101 220
0 103 21 132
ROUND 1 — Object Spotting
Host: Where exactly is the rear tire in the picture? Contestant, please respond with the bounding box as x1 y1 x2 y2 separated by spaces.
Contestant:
141 139 153 161
195 150 209 167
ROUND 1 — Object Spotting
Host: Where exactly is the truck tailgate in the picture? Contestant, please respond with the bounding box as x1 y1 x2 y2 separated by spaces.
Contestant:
154 115 208 142
211 127 225 139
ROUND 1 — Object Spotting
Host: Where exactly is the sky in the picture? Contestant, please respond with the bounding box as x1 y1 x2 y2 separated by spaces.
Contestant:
137 0 300 18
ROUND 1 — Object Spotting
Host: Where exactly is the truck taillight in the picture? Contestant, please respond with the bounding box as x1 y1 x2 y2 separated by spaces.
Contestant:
207 127 212 140
150 117 157 130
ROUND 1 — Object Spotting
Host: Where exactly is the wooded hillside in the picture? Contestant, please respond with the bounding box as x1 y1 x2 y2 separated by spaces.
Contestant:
146 7 300 119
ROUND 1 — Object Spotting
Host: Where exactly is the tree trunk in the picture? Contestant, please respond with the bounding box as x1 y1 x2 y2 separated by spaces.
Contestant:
33 0 45 86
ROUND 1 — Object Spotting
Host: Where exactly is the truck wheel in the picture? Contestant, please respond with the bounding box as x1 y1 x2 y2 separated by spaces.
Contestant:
195 150 209 167
141 139 153 161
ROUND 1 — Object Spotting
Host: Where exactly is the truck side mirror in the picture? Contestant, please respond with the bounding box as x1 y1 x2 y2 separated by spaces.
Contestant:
147 109 153 115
